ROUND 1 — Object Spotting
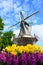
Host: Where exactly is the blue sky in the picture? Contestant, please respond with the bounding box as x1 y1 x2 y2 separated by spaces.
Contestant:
0 0 43 46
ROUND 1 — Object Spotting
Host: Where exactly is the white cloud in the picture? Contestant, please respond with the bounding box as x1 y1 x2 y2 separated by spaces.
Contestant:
0 0 13 14
32 24 43 37
32 24 43 46
13 29 20 37
3 1 13 11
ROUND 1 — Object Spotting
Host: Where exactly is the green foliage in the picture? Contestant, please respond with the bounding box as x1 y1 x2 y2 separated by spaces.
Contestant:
0 17 4 30
0 17 16 50
0 30 15 50
0 17 4 36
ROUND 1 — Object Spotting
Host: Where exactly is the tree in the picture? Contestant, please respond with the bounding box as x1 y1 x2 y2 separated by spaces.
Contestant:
0 17 4 36
1 30 15 48
0 17 4 50
0 17 16 50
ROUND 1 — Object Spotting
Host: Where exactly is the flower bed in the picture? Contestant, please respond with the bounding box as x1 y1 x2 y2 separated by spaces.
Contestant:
3 44 42 55
0 44 43 65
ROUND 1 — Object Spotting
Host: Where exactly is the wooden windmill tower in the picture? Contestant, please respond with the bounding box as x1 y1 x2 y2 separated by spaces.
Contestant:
9 11 39 45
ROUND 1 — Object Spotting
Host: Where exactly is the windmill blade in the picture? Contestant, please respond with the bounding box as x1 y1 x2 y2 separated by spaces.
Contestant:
8 22 20 29
20 11 24 21
24 10 39 20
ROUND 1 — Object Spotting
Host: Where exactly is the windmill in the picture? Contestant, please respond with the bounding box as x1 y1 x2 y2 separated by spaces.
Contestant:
9 10 39 45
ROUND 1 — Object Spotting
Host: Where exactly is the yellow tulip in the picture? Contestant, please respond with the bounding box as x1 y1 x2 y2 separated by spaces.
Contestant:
3 43 43 55
5 46 11 52
10 51 17 55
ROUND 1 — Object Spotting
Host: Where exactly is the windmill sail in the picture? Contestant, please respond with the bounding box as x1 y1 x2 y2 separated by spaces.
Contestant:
24 11 39 20
9 11 39 28
20 12 24 21
8 22 20 28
